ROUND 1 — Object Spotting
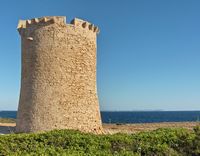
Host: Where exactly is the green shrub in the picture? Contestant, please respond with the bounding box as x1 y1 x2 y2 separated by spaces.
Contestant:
191 126 200 155
0 126 200 155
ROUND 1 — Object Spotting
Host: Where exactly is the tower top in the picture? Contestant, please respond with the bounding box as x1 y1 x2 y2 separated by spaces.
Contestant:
17 16 100 34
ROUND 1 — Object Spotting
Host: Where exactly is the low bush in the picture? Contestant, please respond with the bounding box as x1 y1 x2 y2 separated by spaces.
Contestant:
0 126 200 155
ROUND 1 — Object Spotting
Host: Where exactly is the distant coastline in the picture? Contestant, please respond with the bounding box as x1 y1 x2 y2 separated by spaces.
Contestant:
1 110 200 124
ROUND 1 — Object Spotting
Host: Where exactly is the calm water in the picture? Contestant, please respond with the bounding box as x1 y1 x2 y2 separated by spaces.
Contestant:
1 111 200 124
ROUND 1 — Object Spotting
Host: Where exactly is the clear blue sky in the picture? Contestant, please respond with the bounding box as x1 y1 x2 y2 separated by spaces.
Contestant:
0 0 200 111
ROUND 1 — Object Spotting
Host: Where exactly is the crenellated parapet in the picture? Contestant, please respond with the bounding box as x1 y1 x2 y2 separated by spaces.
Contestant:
17 16 66 30
17 16 100 35
70 18 100 34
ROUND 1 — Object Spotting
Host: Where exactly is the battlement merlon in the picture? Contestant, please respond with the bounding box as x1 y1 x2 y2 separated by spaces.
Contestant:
17 16 100 34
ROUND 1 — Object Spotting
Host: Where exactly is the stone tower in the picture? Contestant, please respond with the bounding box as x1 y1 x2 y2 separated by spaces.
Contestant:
16 16 103 134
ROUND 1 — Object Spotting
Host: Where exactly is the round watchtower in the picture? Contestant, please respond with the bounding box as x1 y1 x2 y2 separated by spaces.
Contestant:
16 16 103 134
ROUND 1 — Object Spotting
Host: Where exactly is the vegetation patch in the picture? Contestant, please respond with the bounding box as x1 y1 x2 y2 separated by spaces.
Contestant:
0 118 16 123
0 127 200 155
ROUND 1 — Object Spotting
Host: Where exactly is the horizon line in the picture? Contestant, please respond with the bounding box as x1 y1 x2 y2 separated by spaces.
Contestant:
1 110 200 112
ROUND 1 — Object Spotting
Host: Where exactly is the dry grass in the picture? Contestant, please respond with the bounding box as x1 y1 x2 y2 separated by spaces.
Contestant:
0 121 200 134
0 118 16 123
103 122 200 134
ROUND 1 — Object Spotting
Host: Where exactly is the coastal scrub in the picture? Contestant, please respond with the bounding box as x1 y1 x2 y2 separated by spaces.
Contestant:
0 127 200 155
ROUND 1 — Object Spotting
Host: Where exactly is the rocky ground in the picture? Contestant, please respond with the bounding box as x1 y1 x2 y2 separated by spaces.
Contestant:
0 122 199 134
0 123 16 134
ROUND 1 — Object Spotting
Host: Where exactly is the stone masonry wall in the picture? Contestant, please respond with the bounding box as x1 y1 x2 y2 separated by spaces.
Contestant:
16 16 103 134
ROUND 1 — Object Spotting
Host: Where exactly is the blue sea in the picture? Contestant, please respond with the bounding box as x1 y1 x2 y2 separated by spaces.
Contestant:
1 111 200 124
